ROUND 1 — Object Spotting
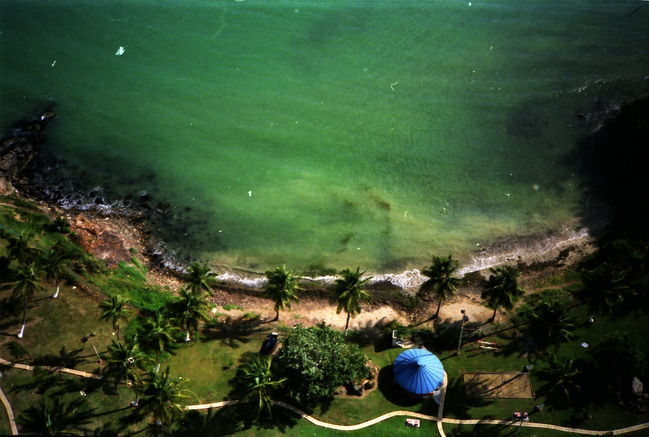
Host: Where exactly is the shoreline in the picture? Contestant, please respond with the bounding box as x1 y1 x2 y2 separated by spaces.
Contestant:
1 110 595 292
0 185 595 294
57 200 594 294
211 224 593 293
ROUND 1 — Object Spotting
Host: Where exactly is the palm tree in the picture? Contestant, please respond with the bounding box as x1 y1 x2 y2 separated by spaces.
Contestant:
417 255 460 319
140 312 179 371
136 366 189 427
580 263 633 315
8 263 43 339
16 396 95 435
99 295 132 339
102 337 150 390
481 265 524 321
235 355 285 419
6 230 40 266
538 356 583 407
525 299 575 350
334 267 371 333
41 249 68 299
263 265 301 321
184 262 217 296
168 288 209 342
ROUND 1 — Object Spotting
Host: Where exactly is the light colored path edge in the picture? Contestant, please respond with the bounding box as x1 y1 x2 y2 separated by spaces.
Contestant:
2 356 649 436
0 385 18 435
437 372 448 437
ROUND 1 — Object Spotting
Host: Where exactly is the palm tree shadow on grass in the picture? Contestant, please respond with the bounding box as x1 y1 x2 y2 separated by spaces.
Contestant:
32 346 87 369
346 318 398 351
489 333 530 360
11 368 59 395
169 402 299 436
11 369 105 397
434 376 494 418
201 315 265 348
446 419 522 437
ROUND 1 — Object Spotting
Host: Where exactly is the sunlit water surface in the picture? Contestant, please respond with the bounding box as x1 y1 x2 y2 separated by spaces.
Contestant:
1 0 648 272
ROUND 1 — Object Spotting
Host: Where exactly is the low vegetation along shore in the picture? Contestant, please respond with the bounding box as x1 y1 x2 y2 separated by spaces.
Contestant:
1 100 648 436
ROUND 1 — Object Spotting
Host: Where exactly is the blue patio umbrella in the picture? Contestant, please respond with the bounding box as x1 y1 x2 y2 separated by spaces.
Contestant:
393 349 444 394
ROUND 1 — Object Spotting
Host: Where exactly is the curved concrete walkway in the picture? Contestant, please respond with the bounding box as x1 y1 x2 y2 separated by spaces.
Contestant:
0 385 18 435
2 356 649 436
189 400 649 436
0 357 102 380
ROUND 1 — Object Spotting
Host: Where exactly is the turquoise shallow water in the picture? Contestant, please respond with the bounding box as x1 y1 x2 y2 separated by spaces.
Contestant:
1 0 648 272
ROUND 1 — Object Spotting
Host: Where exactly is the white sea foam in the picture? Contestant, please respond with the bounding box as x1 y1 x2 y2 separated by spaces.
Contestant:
457 227 591 276
211 227 591 292
217 271 267 288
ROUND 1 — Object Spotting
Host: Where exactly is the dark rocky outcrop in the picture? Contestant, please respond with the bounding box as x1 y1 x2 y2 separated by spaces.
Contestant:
0 109 56 194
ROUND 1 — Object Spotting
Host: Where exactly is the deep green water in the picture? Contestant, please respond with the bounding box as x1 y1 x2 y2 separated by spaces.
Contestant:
1 0 648 272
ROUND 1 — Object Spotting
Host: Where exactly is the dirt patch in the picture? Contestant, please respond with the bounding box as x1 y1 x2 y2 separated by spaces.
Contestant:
69 214 145 267
334 361 380 399
209 290 412 329
463 372 534 399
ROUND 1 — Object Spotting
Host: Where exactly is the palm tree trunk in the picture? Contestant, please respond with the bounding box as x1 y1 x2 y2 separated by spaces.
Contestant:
344 312 351 334
18 294 27 338
491 305 498 321
275 310 279 321
52 284 59 298
434 299 443 319
131 384 140 407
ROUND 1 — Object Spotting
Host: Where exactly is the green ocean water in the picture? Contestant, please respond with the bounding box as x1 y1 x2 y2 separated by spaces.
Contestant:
1 0 648 272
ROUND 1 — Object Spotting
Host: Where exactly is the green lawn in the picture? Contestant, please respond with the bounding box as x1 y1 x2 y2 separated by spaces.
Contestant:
3 281 649 436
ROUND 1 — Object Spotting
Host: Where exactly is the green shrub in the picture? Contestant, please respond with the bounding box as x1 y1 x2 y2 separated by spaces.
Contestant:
92 261 173 312
275 325 368 408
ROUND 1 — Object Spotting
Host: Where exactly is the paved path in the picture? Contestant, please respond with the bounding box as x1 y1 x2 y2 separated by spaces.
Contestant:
189 396 649 436
3 356 649 436
0 385 18 435
436 372 448 437
0 357 102 380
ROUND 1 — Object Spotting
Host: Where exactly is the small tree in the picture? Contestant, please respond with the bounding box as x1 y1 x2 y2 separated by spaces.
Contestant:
139 312 180 371
5 230 40 266
102 338 150 392
8 263 43 339
580 263 634 315
334 267 371 333
275 326 368 407
263 265 301 321
481 265 524 321
591 334 648 397
417 255 460 319
41 249 69 299
99 295 132 339
233 355 285 419
136 367 189 427
521 299 575 350
538 356 584 408
184 262 217 296
168 288 209 341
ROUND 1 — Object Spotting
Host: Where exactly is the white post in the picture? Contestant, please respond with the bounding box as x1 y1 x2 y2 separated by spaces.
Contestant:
457 310 469 356
185 331 191 342
17 323 25 339
52 285 60 299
